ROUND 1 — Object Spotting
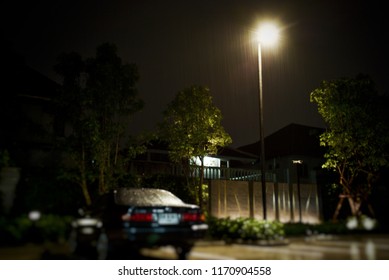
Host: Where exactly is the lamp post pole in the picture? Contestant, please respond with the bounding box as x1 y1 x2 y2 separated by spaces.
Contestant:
257 43 267 220
255 22 279 221
293 160 303 223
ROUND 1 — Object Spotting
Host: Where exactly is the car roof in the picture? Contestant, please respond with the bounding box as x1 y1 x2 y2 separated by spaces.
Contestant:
113 188 196 207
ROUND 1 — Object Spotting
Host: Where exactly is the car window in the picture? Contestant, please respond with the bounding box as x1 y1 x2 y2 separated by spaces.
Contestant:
114 188 186 207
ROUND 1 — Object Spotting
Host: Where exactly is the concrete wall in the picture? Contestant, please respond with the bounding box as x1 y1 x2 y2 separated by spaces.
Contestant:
208 180 321 224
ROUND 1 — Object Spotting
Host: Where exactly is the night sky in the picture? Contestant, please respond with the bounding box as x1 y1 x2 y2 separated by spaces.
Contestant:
2 0 388 147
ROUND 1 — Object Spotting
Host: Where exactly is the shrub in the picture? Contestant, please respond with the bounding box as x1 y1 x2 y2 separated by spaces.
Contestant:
206 216 285 242
0 216 29 245
241 219 285 241
283 221 350 236
205 216 232 240
0 214 73 245
34 214 73 242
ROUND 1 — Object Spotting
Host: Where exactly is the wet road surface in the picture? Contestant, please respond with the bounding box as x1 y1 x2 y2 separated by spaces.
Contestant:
1 234 389 260
139 234 389 260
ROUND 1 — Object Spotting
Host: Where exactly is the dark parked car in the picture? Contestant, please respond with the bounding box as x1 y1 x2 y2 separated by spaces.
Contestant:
105 188 208 259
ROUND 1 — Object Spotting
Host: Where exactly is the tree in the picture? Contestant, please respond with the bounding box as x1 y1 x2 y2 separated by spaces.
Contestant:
54 43 144 206
159 85 232 208
310 74 389 220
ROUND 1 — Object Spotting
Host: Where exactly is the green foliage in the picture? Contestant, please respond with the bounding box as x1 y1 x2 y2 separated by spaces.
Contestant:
206 216 285 242
54 42 144 206
159 85 232 207
199 184 209 209
310 74 388 175
283 222 349 236
0 214 73 245
206 216 244 242
207 217 382 242
0 149 10 168
159 85 232 163
14 168 82 216
283 219 384 238
310 74 389 217
34 214 73 242
0 216 30 245
240 219 285 241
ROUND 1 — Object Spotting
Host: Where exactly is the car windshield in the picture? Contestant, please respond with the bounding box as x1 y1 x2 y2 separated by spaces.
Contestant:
114 188 187 207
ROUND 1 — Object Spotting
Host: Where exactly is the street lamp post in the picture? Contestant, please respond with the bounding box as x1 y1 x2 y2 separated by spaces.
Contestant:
256 23 279 221
257 43 267 220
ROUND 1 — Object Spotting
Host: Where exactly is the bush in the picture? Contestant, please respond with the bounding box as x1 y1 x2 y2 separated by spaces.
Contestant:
34 214 73 242
207 216 382 244
13 168 83 215
283 221 350 236
206 216 232 240
206 216 285 242
0 214 73 245
0 216 31 245
241 219 285 241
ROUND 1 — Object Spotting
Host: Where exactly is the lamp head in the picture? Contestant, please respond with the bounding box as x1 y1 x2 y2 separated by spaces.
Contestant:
256 23 279 46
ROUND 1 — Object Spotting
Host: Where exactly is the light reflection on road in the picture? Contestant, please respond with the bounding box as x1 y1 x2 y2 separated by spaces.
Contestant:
1 234 389 260
141 235 389 260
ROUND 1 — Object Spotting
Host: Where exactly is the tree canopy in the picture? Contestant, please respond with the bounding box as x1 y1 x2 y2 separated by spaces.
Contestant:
54 42 144 206
310 74 389 218
159 85 232 206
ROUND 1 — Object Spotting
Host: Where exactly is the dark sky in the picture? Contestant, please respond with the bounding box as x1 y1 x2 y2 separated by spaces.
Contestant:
2 0 388 147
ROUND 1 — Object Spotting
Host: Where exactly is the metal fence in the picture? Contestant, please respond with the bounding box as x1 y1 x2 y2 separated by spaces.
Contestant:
129 161 321 223
130 161 275 182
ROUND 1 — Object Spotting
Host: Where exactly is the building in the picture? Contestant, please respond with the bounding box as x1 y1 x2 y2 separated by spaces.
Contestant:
128 124 326 223
239 123 326 184
1 48 61 213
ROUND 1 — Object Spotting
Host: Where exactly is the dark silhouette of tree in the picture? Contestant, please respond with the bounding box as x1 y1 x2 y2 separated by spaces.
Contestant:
54 43 144 206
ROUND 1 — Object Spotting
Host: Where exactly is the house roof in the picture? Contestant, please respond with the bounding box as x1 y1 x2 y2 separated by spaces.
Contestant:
139 139 257 163
216 146 257 161
2 44 60 102
16 67 60 100
136 124 325 162
239 123 326 159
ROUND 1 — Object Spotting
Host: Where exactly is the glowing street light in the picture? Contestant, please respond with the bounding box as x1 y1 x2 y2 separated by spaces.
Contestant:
257 23 279 46
256 22 279 220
